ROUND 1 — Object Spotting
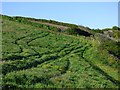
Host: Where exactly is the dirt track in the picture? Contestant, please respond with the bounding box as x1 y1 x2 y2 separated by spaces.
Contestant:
29 20 69 30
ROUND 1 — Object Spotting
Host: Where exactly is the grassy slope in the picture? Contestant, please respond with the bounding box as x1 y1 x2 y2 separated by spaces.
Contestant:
1 15 120 88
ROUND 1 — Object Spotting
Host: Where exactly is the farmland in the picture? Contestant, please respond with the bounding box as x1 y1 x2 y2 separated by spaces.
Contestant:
1 15 120 89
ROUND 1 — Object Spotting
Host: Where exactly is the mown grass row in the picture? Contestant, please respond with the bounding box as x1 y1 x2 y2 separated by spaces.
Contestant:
2 36 83 75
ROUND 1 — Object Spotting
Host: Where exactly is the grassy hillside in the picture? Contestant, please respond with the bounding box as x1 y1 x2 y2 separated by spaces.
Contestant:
1 15 120 89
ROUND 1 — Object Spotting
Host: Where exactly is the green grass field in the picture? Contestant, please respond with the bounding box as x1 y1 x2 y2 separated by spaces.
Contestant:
1 15 120 89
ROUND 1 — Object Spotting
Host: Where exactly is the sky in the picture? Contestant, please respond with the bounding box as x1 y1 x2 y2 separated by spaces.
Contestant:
2 2 118 29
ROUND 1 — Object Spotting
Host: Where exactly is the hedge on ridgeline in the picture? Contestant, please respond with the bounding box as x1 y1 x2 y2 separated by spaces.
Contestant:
65 26 92 36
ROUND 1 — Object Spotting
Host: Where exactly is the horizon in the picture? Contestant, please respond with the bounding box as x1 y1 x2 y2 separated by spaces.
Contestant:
2 2 118 29
2 14 119 30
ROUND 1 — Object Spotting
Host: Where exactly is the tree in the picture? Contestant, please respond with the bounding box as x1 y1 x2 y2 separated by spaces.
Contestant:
112 26 120 30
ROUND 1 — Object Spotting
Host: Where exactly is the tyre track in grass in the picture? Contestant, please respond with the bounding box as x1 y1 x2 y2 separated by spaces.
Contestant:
26 40 78 70
5 42 81 77
2 32 51 75
4 44 84 87
14 32 44 53
4 33 120 87
48 59 70 80
2 39 80 75
23 44 86 86
30 42 79 67
44 47 85 81
81 45 120 87
5 26 119 86
25 32 50 58
4 32 48 61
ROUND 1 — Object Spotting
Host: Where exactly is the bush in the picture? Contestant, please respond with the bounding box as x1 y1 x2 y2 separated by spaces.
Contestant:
112 26 120 30
65 27 92 36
